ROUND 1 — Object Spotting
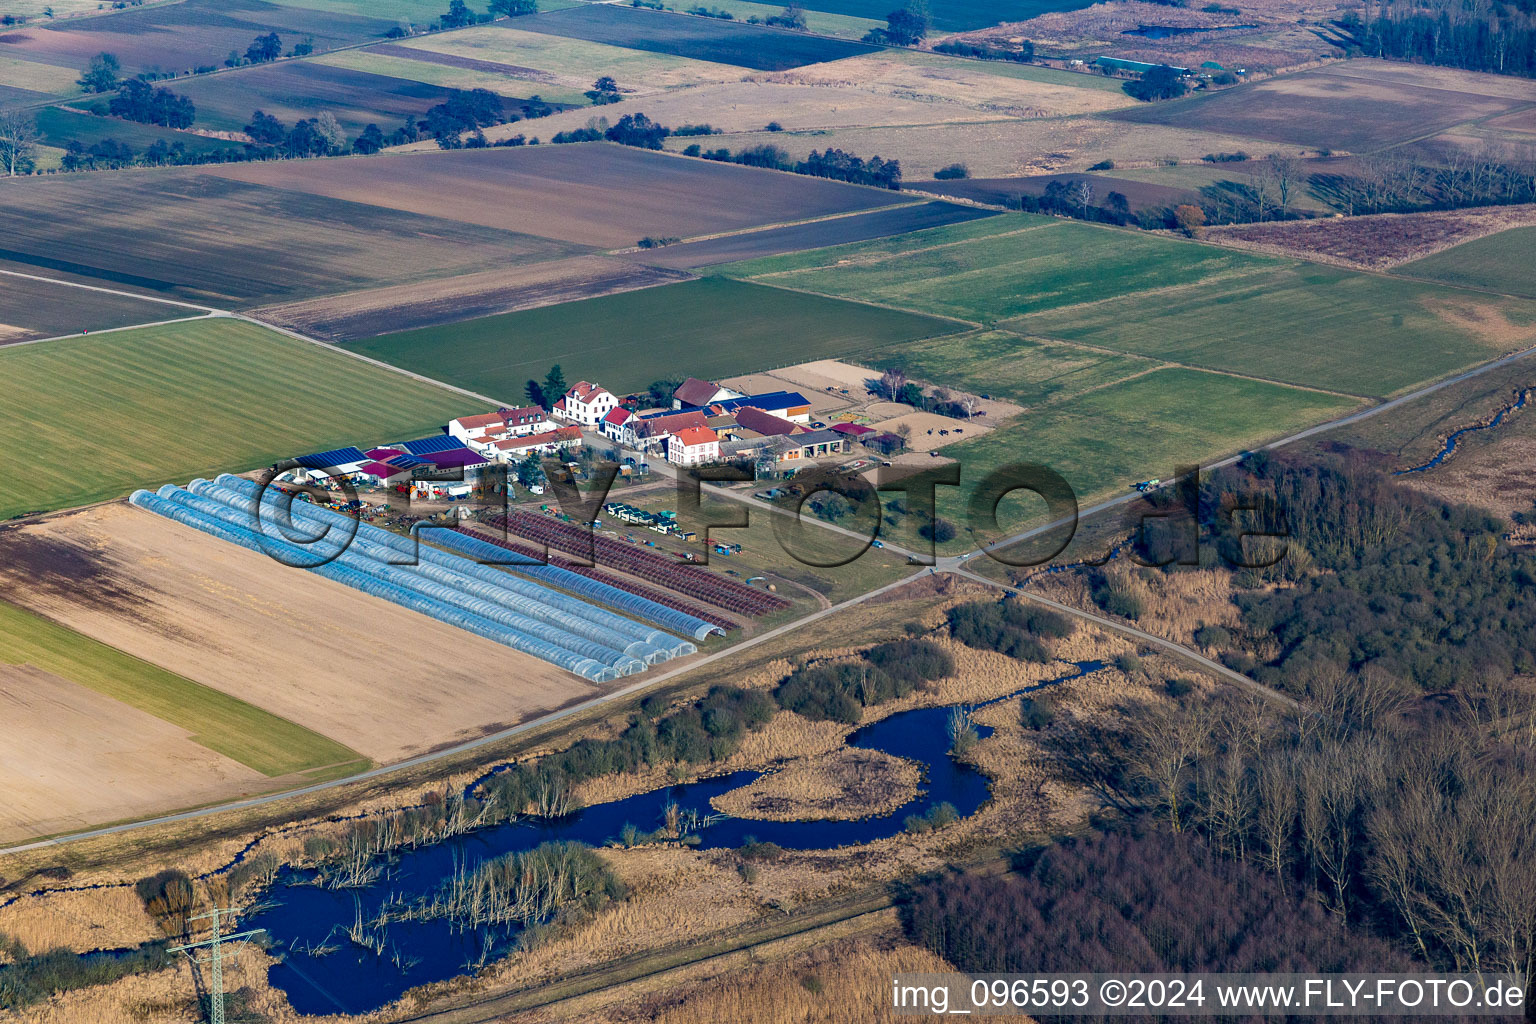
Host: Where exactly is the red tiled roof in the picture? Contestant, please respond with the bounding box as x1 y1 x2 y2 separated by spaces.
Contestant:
831 422 875 435
673 426 718 447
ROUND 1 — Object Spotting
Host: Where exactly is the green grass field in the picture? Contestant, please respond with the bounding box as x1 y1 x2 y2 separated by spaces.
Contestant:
678 0 885 38
0 317 471 520
0 600 363 777
935 368 1361 547
871 329 1155 408
725 215 1271 323
348 277 965 399
1396 228 1536 300
35 106 245 156
0 54 82 95
397 24 742 88
1012 264 1531 398
726 215 1536 399
893 48 1132 93
312 49 589 105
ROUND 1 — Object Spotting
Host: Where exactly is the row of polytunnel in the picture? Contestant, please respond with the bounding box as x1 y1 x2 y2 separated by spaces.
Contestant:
130 476 717 683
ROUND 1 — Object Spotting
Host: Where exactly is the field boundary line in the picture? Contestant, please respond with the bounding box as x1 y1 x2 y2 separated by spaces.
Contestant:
0 312 220 351
605 200 935 255
228 312 518 408
0 563 928 856
736 221 1056 276
0 267 220 312
722 276 983 330
997 327 1378 402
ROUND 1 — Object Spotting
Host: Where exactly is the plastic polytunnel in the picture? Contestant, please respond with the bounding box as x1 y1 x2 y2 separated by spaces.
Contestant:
130 488 619 683
207 474 703 655
160 485 648 675
185 480 668 665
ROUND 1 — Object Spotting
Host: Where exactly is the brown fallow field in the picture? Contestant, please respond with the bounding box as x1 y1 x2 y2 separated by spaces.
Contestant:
1204 204 1536 269
0 663 267 844
250 255 695 342
0 272 185 343
1108 59 1536 153
207 142 909 248
0 504 601 765
0 169 587 306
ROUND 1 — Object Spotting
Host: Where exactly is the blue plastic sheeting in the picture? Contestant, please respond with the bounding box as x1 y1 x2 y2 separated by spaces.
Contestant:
204 475 700 659
430 528 721 642
130 488 619 683
187 481 663 665
163 484 648 675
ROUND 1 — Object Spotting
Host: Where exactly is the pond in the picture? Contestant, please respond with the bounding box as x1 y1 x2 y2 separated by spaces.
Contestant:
1121 23 1254 37
248 660 1104 1016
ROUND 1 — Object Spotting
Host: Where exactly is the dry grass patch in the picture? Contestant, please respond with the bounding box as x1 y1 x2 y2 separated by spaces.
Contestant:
607 933 953 1024
711 748 921 822
1206 205 1536 269
763 50 1135 118
668 117 1285 177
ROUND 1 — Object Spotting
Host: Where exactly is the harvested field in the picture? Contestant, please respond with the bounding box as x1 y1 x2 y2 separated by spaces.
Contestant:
348 277 964 399
665 116 1288 177
0 0 400 72
0 52 83 94
207 143 908 248
390 24 747 94
173 60 565 134
0 318 470 520
1107 59 1536 153
725 214 1269 323
759 48 1134 118
34 106 246 157
0 503 591 763
513 4 879 71
1397 226 1536 299
0 596 358 778
0 662 269 843
0 169 584 306
1206 206 1536 270
710 747 921 821
251 255 694 342
633 203 997 270
0 271 186 343
489 82 996 145
1013 262 1536 397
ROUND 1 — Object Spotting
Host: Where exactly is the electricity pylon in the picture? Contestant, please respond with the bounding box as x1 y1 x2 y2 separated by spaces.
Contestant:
168 907 265 1024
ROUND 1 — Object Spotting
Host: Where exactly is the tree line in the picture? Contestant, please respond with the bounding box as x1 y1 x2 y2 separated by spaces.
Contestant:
1340 0 1536 77
1031 451 1536 987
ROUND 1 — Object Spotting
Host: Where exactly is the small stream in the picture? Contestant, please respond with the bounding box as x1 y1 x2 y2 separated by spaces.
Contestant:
1394 388 1531 475
247 660 1104 1016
